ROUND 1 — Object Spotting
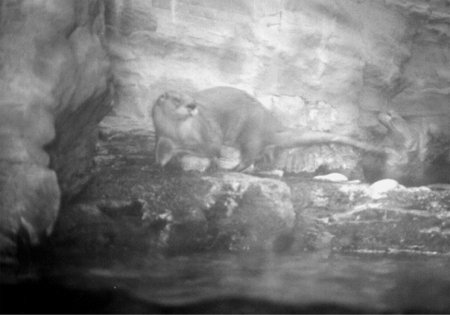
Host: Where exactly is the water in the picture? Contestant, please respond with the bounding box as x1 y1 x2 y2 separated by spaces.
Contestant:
4 250 448 313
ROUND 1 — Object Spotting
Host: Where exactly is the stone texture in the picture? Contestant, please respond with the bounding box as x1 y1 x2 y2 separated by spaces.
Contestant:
272 145 365 179
287 178 450 255
0 1 113 260
197 172 295 251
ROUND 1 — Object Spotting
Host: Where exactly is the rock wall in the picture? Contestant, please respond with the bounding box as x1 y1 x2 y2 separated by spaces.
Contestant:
110 0 450 176
0 0 112 259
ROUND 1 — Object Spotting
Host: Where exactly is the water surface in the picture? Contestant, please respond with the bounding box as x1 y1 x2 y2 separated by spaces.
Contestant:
7 250 447 313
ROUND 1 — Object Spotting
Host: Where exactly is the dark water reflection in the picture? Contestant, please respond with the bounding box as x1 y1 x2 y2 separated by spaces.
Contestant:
13 251 447 313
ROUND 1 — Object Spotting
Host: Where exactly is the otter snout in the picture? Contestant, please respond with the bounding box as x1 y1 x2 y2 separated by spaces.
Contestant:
186 102 198 116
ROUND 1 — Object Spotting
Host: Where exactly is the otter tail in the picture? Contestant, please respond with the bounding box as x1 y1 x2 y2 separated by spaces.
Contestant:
272 129 386 154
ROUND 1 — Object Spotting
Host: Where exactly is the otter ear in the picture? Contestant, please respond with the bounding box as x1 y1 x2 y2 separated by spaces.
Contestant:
155 137 176 166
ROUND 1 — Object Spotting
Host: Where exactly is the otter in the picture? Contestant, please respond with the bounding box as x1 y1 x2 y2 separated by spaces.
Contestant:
152 86 386 172
362 110 428 185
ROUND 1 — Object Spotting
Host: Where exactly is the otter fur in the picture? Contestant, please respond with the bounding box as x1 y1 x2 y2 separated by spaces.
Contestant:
152 86 385 171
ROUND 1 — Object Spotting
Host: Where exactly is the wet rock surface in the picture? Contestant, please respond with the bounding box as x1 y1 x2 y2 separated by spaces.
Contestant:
47 118 450 261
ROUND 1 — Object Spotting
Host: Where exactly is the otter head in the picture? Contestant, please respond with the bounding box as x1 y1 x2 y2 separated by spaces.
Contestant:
155 90 198 121
152 90 202 167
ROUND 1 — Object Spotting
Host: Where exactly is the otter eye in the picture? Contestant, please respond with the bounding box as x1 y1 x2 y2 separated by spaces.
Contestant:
186 103 196 110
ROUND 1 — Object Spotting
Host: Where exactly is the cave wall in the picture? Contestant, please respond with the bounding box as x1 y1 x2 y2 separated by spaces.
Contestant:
0 0 113 257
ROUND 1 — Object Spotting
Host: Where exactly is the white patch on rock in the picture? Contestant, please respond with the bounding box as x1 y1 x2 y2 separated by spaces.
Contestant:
369 178 405 199
314 172 348 182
